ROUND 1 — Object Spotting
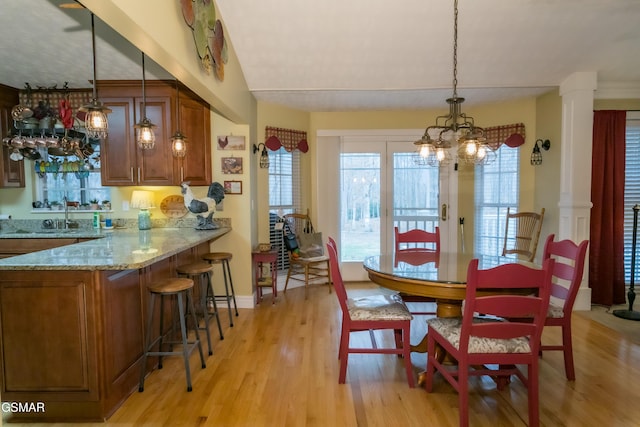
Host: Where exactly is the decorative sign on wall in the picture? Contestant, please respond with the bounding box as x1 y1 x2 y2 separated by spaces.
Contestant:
224 180 242 194
180 0 228 81
217 135 245 151
221 157 243 174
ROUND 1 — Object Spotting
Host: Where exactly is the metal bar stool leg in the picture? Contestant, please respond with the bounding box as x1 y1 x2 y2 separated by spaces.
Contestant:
220 260 234 326
187 288 206 369
223 259 239 318
205 271 225 340
176 292 194 391
196 273 214 355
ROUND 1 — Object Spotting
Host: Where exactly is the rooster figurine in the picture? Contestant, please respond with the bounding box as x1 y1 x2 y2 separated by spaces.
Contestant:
180 181 226 230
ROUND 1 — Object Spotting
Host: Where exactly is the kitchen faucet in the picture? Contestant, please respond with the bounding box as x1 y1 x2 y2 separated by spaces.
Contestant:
63 195 70 229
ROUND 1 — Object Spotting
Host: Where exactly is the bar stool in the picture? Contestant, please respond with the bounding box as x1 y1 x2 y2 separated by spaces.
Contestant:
202 252 238 327
176 262 224 354
138 277 205 392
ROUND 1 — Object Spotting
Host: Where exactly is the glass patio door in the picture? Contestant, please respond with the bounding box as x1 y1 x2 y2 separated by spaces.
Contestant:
339 138 453 280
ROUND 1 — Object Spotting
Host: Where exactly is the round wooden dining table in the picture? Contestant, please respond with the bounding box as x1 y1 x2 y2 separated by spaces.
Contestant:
363 250 533 352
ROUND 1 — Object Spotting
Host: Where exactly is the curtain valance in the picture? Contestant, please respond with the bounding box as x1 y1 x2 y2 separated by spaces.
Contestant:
484 123 526 150
264 126 309 153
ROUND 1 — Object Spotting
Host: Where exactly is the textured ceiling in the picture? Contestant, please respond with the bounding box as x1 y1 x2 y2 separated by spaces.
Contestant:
2 0 640 112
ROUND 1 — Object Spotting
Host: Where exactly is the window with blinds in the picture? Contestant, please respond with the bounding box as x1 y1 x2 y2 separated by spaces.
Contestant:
624 113 640 284
268 147 301 270
473 145 520 266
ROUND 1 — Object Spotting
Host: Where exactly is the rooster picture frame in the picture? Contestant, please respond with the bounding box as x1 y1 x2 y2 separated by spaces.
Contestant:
217 135 246 151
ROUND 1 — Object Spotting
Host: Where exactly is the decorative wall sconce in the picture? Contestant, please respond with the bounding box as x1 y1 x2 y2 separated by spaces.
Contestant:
253 143 270 168
530 139 551 165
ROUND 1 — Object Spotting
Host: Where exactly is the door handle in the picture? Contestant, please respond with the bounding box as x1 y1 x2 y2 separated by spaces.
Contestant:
441 204 448 221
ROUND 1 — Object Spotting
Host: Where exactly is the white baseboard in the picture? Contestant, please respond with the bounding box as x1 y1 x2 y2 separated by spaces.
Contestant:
574 287 592 311
235 275 307 308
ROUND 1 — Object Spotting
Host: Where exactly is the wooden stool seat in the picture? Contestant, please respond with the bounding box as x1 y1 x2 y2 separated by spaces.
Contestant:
139 277 205 393
176 262 214 276
202 252 232 263
202 252 238 326
147 277 194 294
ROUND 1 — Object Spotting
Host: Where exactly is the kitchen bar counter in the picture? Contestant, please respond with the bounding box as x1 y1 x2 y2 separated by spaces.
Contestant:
0 227 230 270
0 226 230 422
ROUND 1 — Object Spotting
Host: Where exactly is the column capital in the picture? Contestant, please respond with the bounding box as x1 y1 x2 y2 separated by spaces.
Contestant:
560 72 598 96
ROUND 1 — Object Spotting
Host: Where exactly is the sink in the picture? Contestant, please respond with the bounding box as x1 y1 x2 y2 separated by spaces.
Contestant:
2 229 83 235
4 229 34 234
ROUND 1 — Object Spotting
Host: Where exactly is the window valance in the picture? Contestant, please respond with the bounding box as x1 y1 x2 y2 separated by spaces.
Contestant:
264 126 309 153
484 123 526 150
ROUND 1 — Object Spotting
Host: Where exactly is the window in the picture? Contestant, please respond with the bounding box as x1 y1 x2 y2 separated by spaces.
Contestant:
268 147 301 270
624 113 640 284
474 145 520 264
37 171 110 207
34 145 110 208
340 152 381 261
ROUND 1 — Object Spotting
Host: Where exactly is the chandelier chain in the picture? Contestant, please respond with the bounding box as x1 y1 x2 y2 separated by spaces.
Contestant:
452 0 458 98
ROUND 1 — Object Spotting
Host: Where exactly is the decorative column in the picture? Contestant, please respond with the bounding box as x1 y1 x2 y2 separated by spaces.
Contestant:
558 72 597 310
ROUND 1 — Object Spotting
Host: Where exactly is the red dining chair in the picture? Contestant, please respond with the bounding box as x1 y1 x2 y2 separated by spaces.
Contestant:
425 258 554 427
394 226 440 252
394 226 440 314
326 239 415 387
538 234 589 381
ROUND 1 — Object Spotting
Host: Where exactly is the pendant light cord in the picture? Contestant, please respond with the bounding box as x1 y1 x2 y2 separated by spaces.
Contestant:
90 13 98 101
141 52 147 118
175 79 181 130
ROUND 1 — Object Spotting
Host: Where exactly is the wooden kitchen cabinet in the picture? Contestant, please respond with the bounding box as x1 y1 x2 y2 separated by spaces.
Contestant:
98 81 211 187
0 84 24 188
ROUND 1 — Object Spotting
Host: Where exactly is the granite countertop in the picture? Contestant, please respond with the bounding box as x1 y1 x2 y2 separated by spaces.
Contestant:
0 227 230 271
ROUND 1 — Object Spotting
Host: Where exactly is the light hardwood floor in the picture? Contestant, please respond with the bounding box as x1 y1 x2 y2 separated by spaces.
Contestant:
5 282 640 426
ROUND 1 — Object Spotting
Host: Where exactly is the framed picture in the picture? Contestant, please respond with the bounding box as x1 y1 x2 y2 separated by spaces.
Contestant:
221 157 243 174
217 135 246 151
224 180 243 195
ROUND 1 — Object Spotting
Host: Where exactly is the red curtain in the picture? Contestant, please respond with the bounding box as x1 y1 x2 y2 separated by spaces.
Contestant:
590 110 627 306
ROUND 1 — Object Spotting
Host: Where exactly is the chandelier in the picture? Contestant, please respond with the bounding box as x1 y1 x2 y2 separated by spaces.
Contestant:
415 0 495 167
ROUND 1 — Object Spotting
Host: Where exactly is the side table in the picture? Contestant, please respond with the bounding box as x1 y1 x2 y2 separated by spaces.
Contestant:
252 249 278 304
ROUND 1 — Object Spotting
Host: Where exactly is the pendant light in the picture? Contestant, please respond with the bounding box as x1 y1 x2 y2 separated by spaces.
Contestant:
79 13 111 139
171 79 187 157
414 0 495 166
135 52 156 150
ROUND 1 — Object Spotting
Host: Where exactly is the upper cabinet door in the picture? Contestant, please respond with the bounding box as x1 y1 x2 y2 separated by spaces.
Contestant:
135 96 174 186
100 97 137 186
175 96 211 186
